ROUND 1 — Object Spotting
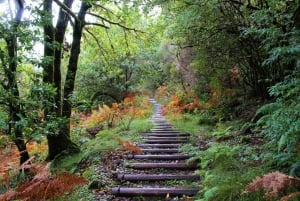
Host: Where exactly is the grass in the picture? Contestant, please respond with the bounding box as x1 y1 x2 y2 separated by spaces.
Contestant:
51 117 153 173
168 113 207 135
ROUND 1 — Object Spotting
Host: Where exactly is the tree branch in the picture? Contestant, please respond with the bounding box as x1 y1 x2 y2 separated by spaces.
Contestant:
53 0 78 21
91 3 118 17
84 28 110 64
85 22 109 29
86 12 145 33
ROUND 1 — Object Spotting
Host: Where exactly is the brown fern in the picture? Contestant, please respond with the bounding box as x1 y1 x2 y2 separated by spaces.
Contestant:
115 137 143 154
0 164 86 201
281 192 300 201
244 171 300 200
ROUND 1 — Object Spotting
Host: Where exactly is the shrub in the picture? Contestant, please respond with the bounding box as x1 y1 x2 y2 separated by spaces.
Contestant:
256 72 300 169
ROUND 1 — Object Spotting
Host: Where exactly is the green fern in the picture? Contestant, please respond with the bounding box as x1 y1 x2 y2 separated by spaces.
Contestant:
256 72 300 169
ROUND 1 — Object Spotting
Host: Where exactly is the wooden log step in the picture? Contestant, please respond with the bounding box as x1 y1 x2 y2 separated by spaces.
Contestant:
153 127 173 129
152 121 171 124
146 133 190 137
111 187 199 196
151 121 168 123
150 130 181 133
125 162 197 169
117 173 201 181
137 144 181 148
124 154 190 160
146 137 188 140
150 130 178 133
140 148 179 153
145 139 188 144
151 117 165 120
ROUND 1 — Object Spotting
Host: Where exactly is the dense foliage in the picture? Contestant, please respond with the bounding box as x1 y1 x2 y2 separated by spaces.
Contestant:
0 0 299 200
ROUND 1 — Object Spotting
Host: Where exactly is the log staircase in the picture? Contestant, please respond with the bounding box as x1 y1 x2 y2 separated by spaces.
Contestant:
111 99 200 200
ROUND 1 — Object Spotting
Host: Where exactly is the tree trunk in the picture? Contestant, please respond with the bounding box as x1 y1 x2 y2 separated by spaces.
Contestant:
54 0 74 116
62 1 90 134
43 0 54 84
46 1 90 160
4 0 30 166
43 0 80 160
46 127 79 160
11 107 30 165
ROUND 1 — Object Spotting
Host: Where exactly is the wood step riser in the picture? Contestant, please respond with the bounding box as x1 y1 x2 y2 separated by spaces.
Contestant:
111 187 199 196
125 154 190 160
125 162 197 170
137 144 181 148
117 174 201 181
145 137 189 140
145 140 188 144
145 133 190 137
140 149 179 153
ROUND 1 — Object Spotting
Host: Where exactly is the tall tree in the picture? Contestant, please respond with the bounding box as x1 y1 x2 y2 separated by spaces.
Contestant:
43 0 142 160
42 0 85 160
0 0 30 165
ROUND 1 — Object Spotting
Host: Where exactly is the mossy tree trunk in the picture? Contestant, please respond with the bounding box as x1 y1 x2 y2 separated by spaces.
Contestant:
3 0 30 165
43 0 90 160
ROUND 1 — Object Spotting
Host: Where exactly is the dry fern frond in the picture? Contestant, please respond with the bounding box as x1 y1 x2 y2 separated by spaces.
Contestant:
281 192 300 201
244 171 300 200
0 167 86 201
115 137 143 154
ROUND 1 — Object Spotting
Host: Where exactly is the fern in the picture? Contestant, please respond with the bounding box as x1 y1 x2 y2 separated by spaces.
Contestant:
244 171 300 200
192 143 253 201
256 72 300 169
115 137 143 154
0 163 87 201
290 162 300 177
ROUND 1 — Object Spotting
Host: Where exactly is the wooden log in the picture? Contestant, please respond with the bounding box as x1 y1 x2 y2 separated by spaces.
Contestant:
111 187 199 196
150 130 181 133
137 144 181 148
140 148 179 153
145 133 190 137
146 137 189 140
125 154 190 160
117 173 201 181
145 139 188 144
153 127 173 130
125 162 197 169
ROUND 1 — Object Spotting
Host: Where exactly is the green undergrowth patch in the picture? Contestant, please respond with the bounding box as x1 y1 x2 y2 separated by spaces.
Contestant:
48 185 95 201
89 118 153 154
52 117 153 171
169 111 269 201
50 116 153 200
168 113 211 136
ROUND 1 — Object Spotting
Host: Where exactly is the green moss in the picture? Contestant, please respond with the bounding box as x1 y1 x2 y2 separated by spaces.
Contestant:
51 152 86 173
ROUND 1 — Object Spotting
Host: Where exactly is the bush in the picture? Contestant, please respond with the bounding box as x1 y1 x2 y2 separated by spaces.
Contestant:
256 72 300 169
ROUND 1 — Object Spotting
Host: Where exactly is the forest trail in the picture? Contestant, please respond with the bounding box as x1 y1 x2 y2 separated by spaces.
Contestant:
111 99 199 200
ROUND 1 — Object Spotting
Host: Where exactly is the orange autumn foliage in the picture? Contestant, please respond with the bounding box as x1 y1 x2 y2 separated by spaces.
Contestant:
155 86 168 99
207 87 222 107
115 137 143 154
81 93 151 129
162 93 206 118
0 163 87 201
244 171 300 200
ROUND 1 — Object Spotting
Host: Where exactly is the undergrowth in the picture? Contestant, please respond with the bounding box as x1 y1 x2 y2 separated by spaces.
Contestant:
159 74 300 200
0 94 154 200
173 107 300 201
